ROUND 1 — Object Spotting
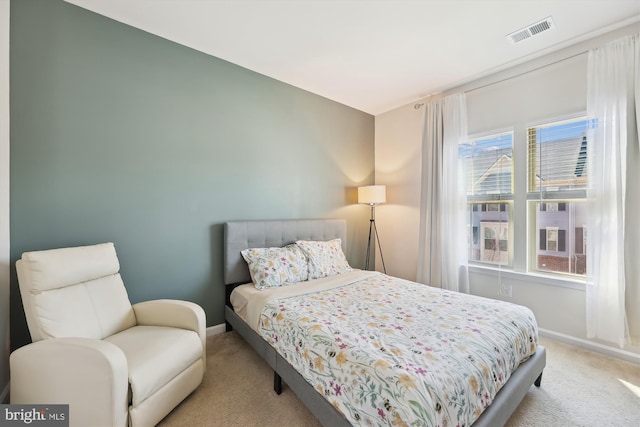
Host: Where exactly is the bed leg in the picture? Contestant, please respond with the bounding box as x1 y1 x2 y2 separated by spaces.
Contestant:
534 372 543 387
274 372 282 395
225 321 233 332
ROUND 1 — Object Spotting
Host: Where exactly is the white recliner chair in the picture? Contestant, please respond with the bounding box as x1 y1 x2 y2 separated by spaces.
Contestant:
10 242 206 427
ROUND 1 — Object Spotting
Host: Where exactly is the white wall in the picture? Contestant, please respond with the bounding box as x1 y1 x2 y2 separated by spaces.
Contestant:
1 0 10 403
375 23 640 361
374 103 423 280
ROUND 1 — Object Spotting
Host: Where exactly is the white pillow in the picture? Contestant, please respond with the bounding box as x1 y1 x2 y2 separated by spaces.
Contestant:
295 238 352 280
240 244 308 290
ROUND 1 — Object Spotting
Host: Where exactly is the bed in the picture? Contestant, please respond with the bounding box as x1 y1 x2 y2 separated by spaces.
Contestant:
223 219 546 426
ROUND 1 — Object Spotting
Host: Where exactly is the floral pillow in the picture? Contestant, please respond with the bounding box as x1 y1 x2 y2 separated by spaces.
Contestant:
241 244 308 290
295 238 352 280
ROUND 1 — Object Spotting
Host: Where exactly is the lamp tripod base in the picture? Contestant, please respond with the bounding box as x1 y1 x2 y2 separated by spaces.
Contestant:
365 218 386 274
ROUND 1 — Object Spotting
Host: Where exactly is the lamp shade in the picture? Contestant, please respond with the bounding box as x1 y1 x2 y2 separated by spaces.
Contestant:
358 185 386 205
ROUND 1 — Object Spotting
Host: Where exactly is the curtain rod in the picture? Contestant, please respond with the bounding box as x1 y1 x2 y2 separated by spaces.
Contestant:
463 50 588 94
413 49 589 110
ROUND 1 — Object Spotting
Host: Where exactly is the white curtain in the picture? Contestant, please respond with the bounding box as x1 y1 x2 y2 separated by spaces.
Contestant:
417 93 469 292
586 34 639 347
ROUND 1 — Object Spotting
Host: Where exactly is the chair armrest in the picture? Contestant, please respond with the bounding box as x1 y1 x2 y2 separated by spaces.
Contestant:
132 299 205 333
133 299 206 366
10 337 129 427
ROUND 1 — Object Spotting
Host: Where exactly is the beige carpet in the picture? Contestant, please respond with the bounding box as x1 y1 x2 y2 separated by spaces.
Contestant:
159 332 640 427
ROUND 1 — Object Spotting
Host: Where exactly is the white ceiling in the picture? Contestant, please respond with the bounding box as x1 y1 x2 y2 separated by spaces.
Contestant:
65 0 640 115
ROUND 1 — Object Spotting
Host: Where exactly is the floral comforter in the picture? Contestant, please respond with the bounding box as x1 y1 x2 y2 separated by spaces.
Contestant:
251 270 538 426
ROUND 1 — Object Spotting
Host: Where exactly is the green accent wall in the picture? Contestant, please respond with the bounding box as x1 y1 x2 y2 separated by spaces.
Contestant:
9 0 374 349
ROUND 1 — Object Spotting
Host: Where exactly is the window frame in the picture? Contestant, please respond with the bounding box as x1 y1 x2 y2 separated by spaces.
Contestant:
460 114 590 284
461 129 514 268
526 114 590 279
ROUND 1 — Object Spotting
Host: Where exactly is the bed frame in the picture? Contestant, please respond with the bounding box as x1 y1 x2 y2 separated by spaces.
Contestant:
223 219 546 427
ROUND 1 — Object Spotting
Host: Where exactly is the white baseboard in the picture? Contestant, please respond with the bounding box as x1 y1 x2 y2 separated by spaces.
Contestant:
1 381 8 404
539 328 640 365
206 323 226 337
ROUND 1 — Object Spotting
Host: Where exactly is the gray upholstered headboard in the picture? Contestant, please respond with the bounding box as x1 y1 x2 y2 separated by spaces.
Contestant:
223 219 347 285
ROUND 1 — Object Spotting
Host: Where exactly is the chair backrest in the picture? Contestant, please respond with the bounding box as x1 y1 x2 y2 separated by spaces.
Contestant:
16 242 137 342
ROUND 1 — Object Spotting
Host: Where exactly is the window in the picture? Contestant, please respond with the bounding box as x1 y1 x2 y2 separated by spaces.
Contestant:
527 117 591 277
481 220 509 264
459 132 513 267
459 117 592 279
543 226 560 252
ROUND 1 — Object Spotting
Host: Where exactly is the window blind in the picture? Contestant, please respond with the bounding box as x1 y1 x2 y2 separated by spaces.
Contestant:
527 118 592 198
460 132 513 199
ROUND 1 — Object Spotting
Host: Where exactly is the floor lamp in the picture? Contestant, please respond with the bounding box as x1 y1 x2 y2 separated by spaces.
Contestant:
358 185 386 273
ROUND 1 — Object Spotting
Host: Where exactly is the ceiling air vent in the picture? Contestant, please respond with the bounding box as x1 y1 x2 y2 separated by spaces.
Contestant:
507 16 554 45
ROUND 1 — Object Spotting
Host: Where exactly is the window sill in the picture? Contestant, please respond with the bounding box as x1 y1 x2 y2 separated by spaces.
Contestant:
467 264 586 291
